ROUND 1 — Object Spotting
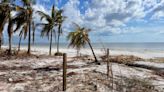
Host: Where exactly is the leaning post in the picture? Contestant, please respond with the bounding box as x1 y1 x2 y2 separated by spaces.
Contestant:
63 53 67 91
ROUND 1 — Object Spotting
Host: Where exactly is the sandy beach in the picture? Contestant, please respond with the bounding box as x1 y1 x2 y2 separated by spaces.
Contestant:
0 46 164 92
1 0 164 92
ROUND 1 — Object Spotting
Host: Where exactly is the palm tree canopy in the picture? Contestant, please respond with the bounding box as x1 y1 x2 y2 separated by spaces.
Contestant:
56 9 66 34
11 7 29 39
36 5 57 38
21 0 35 6
0 0 15 33
11 0 34 39
67 23 91 50
67 23 99 64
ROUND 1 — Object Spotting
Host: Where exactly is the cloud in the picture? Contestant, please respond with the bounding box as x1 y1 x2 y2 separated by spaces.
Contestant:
60 0 164 38
62 0 83 33
77 0 146 34
4 0 164 43
30 0 164 39
145 0 164 19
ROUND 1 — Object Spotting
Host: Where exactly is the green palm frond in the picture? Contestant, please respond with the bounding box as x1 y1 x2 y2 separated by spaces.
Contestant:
13 11 27 32
67 24 90 50
36 11 52 22
51 5 55 19
40 24 51 37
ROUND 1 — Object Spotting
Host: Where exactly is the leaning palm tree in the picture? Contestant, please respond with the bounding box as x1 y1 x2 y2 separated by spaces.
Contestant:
36 5 57 55
55 9 66 55
67 29 86 57
67 23 100 65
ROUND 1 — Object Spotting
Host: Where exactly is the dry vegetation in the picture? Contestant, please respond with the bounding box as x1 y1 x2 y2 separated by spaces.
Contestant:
148 58 164 63
0 66 161 92
0 50 163 92
101 55 144 64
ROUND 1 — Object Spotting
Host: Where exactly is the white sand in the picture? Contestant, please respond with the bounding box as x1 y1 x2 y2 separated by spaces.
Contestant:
0 45 164 91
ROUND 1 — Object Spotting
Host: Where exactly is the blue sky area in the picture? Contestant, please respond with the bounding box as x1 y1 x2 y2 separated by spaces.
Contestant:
3 0 164 43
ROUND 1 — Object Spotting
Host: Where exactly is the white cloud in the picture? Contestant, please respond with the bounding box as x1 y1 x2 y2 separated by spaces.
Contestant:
79 0 147 34
151 11 164 19
61 0 164 36
62 0 83 32
146 0 164 19
30 0 164 40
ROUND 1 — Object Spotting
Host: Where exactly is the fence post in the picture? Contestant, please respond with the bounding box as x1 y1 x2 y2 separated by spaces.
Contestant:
63 53 67 91
107 48 110 78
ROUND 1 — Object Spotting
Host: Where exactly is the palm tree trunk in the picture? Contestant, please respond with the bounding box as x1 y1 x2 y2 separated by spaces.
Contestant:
18 35 22 52
49 30 53 55
27 21 31 54
87 40 100 65
8 17 13 55
8 35 12 54
76 48 80 57
0 33 2 50
57 33 60 53
77 49 79 57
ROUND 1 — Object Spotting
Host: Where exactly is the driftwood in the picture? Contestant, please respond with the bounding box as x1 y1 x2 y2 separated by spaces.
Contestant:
125 63 164 71
33 66 60 71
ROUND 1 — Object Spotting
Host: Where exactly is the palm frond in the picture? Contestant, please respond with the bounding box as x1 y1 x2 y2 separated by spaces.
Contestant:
36 11 52 22
23 23 28 39
51 5 55 19
67 24 89 50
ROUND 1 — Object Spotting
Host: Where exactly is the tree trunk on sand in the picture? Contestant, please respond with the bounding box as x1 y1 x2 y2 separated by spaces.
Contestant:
27 21 31 55
76 49 80 57
0 33 2 50
87 40 100 65
8 34 12 54
8 17 13 55
49 30 53 55
18 35 22 52
57 33 60 53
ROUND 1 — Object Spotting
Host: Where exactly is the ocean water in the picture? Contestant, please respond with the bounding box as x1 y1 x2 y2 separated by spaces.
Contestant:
8 42 164 52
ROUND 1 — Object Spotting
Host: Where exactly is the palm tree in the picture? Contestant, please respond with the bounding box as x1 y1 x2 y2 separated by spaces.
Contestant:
67 23 100 65
36 5 56 55
0 5 6 50
0 0 15 54
0 1 11 50
22 0 33 54
67 30 86 57
12 0 35 54
55 9 66 54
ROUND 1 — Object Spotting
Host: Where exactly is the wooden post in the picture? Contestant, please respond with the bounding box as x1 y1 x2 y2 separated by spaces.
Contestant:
107 48 110 77
63 53 67 91
107 49 114 91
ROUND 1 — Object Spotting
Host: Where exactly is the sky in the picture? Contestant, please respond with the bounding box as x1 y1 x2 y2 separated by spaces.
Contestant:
3 0 164 43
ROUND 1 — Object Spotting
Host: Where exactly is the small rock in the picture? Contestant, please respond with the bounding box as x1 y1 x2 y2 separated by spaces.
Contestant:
8 78 13 82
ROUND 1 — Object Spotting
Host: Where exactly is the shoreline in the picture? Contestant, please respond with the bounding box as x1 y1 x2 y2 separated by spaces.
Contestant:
2 45 164 59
